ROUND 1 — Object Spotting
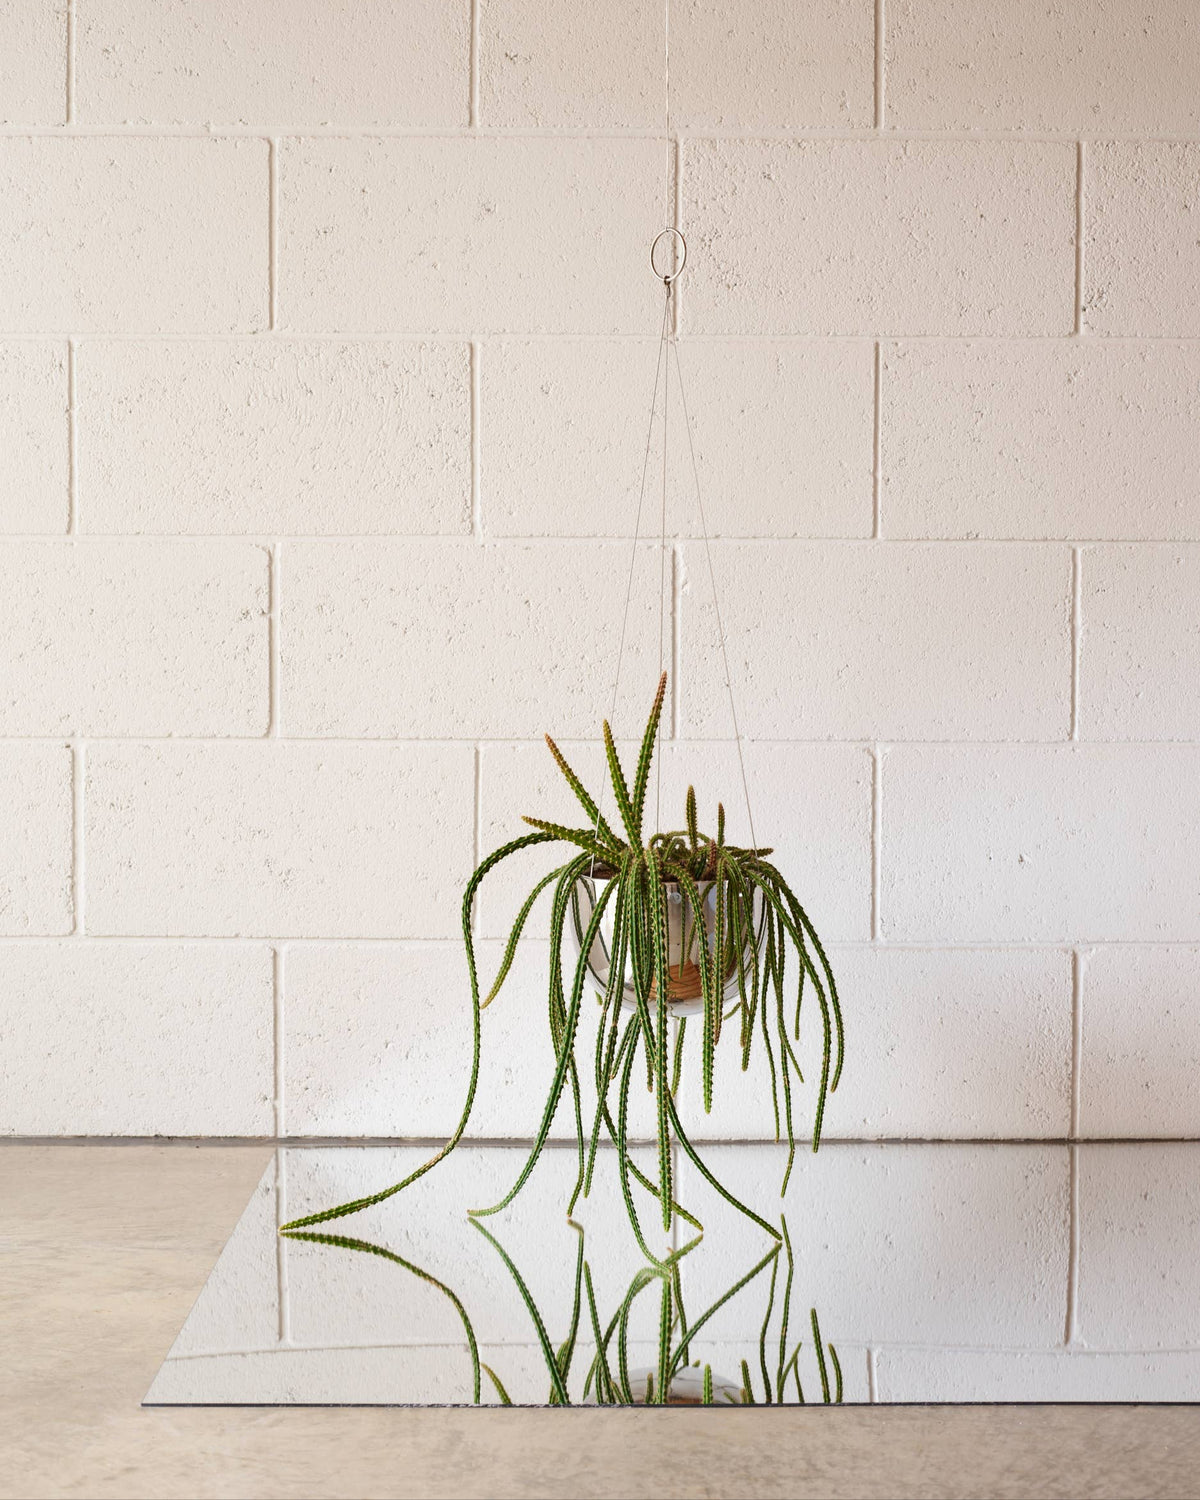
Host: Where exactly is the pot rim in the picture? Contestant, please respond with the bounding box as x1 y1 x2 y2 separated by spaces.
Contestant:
579 866 720 890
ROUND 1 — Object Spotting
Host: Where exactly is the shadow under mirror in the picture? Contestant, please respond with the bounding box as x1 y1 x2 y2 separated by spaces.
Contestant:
145 1141 1200 1407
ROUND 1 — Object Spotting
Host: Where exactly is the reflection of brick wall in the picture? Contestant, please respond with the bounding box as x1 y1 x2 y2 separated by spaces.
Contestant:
148 1141 1200 1404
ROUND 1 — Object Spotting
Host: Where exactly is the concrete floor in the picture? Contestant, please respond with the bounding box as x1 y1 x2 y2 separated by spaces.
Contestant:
3 1145 1200 1500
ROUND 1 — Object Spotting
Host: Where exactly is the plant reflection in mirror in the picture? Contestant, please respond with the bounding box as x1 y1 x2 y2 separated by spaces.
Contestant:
280 1213 840 1406
279 1228 483 1404
281 675 842 1244
471 1211 841 1407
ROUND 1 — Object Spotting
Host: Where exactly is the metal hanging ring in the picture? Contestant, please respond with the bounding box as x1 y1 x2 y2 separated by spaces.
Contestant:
650 227 687 285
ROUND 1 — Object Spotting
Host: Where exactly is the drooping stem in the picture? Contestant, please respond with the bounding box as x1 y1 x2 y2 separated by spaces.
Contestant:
647 847 674 1230
279 829 558 1232
280 1231 482 1404
472 867 622 1219
470 1219 569 1405
656 1275 673 1405
758 1250 779 1403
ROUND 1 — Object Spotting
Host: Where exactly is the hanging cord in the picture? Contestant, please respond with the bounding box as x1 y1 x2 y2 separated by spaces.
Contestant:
656 278 670 834
589 0 756 856
671 334 758 851
588 291 672 873
590 246 756 856
663 0 672 231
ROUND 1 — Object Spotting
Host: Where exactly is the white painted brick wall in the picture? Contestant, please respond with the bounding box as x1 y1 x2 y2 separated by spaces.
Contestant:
1076 1143 1200 1349
1080 546 1200 740
479 0 662 129
1078 948 1200 1139
277 137 664 335
0 539 269 734
680 542 1072 740
0 341 67 531
76 0 470 128
883 745 1200 943
0 0 1196 1377
683 139 1076 336
1085 143 1200 338
881 342 1200 541
0 0 65 125
671 0 874 131
885 0 1200 134
85 743 475 938
0 137 267 332
0 744 72 935
482 338 875 538
75 341 473 536
282 941 584 1138
281 539 663 737
0 943 273 1133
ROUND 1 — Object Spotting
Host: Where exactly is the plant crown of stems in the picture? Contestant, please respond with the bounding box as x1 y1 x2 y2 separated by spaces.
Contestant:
280 673 843 1255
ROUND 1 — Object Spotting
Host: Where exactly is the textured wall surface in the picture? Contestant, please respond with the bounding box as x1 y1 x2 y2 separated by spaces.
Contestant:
2 1 1198 1212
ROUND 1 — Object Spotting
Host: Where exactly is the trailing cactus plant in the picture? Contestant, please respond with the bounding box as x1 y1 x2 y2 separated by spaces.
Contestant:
279 1211 842 1406
281 673 842 1244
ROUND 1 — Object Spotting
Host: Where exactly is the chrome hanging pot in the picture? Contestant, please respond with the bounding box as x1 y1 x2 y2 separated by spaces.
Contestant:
566 867 765 1019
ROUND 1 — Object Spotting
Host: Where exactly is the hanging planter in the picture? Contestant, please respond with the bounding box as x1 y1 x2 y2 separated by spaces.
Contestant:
564 721 767 1022
280 232 845 1251
456 671 842 1253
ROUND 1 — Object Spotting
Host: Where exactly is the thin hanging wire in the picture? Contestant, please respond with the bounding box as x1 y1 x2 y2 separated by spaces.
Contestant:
588 291 672 871
591 0 757 855
671 335 758 851
656 281 670 834
663 0 672 231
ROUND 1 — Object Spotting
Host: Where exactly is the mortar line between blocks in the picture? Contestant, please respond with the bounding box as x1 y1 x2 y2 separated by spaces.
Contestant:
874 0 885 130
470 341 482 540
18 731 1198 747
1070 948 1085 1140
173 1345 1200 1373
1065 1141 1080 1346
268 138 279 331
867 1346 879 1402
7 123 1200 143
671 544 681 738
65 0 74 125
268 544 281 736
471 744 482 934
1074 141 1085 335
671 137 682 336
66 340 77 535
872 342 882 538
871 746 883 941
469 0 480 129
267 948 283 1146
20 531 1200 547
71 739 85 935
673 135 682 231
275 1142 292 1343
4 937 1196 954
273 946 286 1139
10 1133 1200 1148
1070 547 1082 740
14 330 1200 347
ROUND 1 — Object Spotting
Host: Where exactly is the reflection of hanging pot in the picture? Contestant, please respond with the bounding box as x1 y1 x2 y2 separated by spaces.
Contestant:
567 871 764 1019
621 1365 746 1405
